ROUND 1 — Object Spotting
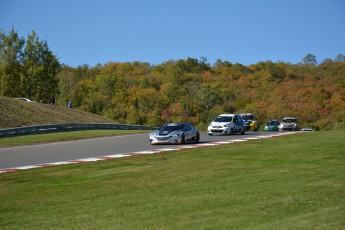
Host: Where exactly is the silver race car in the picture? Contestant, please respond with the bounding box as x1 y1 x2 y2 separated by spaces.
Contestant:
150 122 200 145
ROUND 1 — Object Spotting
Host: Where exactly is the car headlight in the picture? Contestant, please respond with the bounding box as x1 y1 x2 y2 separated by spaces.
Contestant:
224 123 229 127
172 133 180 138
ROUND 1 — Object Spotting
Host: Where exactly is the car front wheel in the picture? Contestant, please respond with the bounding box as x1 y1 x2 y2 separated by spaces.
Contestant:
229 128 234 135
180 134 186 144
195 132 200 143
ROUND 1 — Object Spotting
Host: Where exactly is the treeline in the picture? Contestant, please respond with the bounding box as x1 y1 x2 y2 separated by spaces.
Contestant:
0 28 60 102
55 57 345 131
1 29 345 130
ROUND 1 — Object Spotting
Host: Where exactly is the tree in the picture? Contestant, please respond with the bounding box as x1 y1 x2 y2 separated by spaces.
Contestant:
175 57 210 74
0 27 25 97
269 62 287 81
334 54 345 62
302 54 317 65
21 31 60 101
56 65 79 106
198 57 211 72
194 87 221 111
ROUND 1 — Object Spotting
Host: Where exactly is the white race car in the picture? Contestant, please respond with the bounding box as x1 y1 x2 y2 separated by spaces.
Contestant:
208 114 246 135
278 117 300 131
150 123 200 145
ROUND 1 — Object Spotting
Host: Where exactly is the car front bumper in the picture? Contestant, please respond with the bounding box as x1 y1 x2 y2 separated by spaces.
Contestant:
279 126 298 131
264 126 279 131
207 127 231 135
150 135 181 144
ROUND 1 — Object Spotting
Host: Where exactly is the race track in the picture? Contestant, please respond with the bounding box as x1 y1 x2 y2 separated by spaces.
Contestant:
0 131 292 172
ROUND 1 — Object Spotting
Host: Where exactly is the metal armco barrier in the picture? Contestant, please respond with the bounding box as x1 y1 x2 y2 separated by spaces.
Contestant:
0 123 157 138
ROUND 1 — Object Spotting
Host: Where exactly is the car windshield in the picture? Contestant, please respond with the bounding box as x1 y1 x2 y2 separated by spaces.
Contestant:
242 115 255 120
214 116 233 122
283 118 297 123
160 124 183 131
268 120 279 125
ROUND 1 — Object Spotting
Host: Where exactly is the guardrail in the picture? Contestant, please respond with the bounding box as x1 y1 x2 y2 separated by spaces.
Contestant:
0 123 157 138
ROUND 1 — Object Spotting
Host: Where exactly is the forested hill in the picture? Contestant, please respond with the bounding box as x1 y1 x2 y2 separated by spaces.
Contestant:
0 96 114 129
1 30 345 130
52 58 345 131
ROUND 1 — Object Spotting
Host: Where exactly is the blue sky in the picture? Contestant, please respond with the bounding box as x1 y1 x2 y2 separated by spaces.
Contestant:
1 0 344 67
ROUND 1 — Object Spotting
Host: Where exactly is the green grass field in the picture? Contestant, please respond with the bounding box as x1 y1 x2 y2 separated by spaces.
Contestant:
1 131 344 229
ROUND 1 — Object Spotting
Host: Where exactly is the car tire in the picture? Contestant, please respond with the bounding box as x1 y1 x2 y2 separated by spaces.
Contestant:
229 128 234 135
241 128 245 135
195 132 200 143
181 134 186 144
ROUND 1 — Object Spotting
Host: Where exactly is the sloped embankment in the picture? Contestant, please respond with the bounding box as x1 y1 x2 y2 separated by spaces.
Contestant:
0 96 115 129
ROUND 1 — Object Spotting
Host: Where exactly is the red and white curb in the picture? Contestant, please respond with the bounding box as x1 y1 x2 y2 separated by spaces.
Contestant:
0 132 299 173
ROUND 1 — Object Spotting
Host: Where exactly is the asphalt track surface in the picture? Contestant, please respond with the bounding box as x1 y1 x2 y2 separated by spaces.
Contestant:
0 131 280 171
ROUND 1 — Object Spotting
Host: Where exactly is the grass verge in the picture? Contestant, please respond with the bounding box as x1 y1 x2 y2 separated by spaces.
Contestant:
0 131 344 229
0 130 150 147
0 95 115 129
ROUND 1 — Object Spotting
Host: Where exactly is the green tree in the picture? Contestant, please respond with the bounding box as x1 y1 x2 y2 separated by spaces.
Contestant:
0 27 25 97
56 65 78 105
175 57 210 74
21 31 60 101
194 87 221 111
303 53 318 65
334 54 345 62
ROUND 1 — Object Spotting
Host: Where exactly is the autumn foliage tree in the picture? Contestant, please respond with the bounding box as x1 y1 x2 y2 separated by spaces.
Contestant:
52 56 345 131
1 29 345 131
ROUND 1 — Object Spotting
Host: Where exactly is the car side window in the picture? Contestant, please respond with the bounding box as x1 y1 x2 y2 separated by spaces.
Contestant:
233 116 238 123
184 124 191 131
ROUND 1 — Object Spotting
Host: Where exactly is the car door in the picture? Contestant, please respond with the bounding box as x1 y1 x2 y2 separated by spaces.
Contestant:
237 115 244 132
183 124 193 139
233 116 239 132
